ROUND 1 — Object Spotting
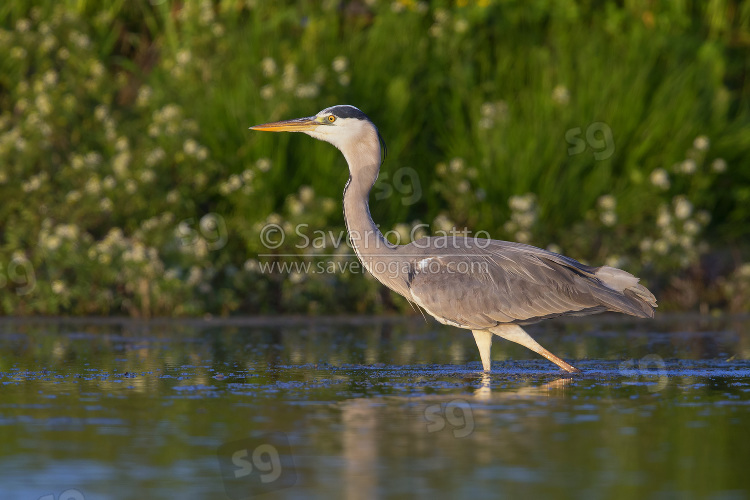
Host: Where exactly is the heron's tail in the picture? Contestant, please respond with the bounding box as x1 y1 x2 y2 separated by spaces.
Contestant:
593 266 657 318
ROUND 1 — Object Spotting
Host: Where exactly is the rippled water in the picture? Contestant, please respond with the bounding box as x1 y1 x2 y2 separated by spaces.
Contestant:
1 315 749 499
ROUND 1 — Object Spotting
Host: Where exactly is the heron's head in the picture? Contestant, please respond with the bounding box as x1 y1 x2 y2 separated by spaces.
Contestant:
250 105 386 169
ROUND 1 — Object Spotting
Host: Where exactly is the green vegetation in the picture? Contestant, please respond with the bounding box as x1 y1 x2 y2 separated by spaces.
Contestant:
0 0 748 316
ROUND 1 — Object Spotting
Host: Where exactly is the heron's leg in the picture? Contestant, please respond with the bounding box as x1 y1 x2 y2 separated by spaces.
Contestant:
471 330 493 371
490 325 580 373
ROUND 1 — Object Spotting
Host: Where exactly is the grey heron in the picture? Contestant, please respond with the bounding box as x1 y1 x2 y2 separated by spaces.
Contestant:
251 105 657 373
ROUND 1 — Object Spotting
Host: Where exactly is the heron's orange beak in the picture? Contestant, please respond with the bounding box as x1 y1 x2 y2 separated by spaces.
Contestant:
249 116 319 132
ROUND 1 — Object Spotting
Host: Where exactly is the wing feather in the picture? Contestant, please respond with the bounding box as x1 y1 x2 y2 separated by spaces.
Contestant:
403 238 654 329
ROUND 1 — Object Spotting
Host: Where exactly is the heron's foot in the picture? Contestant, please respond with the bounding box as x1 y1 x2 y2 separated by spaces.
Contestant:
558 361 581 374
489 324 582 374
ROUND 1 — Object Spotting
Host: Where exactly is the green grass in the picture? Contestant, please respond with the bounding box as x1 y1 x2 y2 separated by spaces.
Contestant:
0 0 748 315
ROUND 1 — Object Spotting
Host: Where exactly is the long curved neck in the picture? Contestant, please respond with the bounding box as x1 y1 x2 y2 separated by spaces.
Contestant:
341 139 406 294
343 171 395 267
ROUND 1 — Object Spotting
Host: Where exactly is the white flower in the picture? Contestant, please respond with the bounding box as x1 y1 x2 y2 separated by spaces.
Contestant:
605 255 624 268
51 280 66 294
294 83 319 99
650 168 670 190
56 225 78 241
683 220 700 235
600 211 617 227
260 85 274 100
693 135 710 152
433 214 454 232
113 151 131 177
282 62 297 91
653 239 669 255
680 159 696 174
597 194 616 211
85 177 101 195
552 85 570 105
176 49 191 66
136 86 152 107
449 157 464 173
673 196 693 220
42 70 58 88
656 205 671 228
288 198 303 216
261 57 277 77
16 19 31 32
321 198 337 213
85 152 102 167
299 186 314 204
513 212 536 229
220 174 242 194
184 139 199 156
139 170 156 183
10 47 26 60
256 158 271 172
639 238 652 252
70 31 91 49
338 73 350 86
478 117 493 129
480 102 496 117
711 158 726 173
509 193 535 212
90 61 105 79
41 34 57 53
146 148 166 167
434 9 449 23
332 56 348 73
35 94 52 116
515 231 531 243
94 105 109 122
454 19 469 34
45 235 62 251
115 136 129 152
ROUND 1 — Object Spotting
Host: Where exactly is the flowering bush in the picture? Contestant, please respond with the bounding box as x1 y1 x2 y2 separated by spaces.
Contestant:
0 1 748 315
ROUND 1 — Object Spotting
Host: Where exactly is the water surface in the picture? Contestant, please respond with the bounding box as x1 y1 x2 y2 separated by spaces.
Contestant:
1 315 749 499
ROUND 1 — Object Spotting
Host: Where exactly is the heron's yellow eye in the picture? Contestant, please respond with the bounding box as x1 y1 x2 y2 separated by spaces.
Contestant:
327 115 336 123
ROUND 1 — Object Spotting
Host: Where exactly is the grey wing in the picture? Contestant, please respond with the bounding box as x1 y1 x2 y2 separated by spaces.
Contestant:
405 241 653 330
